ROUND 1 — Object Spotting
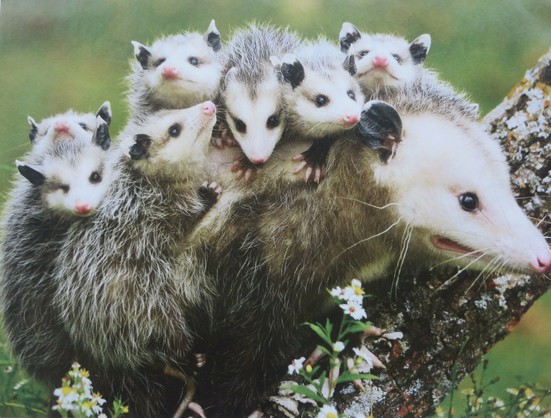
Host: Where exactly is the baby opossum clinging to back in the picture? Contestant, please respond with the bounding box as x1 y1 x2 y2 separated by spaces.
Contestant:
52 102 220 418
0 107 112 390
339 22 480 119
272 38 365 182
217 24 301 168
191 83 551 416
128 20 222 121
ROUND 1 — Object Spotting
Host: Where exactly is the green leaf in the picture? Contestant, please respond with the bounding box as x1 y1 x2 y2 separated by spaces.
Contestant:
306 322 333 347
342 321 373 336
282 385 326 404
336 373 379 384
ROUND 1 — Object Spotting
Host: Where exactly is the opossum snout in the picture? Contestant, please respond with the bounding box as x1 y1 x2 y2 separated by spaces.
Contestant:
373 55 388 68
161 66 179 80
74 203 92 216
529 249 551 274
201 101 216 116
344 114 359 125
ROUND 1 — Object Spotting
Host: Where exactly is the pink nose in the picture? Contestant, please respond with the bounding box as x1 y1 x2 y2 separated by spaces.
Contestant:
161 66 179 79
249 156 267 165
529 250 551 273
201 101 216 115
54 120 71 134
373 55 388 68
74 203 92 216
344 114 359 125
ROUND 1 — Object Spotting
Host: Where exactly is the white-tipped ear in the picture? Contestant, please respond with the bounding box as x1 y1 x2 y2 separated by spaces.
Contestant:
409 34 431 64
28 116 39 142
413 34 431 54
339 22 361 53
206 19 222 52
96 101 112 127
281 53 298 65
131 40 145 56
27 116 36 126
224 67 237 85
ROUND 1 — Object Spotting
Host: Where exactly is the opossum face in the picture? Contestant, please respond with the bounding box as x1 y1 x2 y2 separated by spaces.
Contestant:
28 102 111 149
340 23 430 90
223 68 284 164
370 109 551 274
127 101 217 171
18 117 113 217
133 22 222 108
278 54 364 138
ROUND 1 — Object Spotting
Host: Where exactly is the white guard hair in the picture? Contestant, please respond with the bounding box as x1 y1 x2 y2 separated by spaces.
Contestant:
374 112 551 274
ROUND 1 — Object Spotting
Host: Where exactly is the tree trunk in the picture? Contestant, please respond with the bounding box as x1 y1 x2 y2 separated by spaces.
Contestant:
267 49 551 417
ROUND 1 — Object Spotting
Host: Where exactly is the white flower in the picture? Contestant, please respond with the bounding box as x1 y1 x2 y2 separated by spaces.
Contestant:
353 347 373 372
316 404 338 418
287 357 306 375
330 286 346 300
340 300 367 320
333 341 345 352
342 279 365 304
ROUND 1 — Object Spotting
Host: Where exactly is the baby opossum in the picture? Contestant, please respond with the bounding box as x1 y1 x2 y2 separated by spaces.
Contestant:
272 38 365 182
52 102 219 417
0 114 112 390
339 22 479 119
128 20 222 122
217 23 301 165
192 85 550 416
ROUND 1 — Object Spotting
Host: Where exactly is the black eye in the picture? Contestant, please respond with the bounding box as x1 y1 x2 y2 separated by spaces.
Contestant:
154 57 166 67
392 54 402 64
266 114 280 129
60 184 70 193
168 123 182 137
79 122 89 131
315 95 329 107
347 90 356 101
234 118 246 134
189 57 199 66
89 171 102 184
458 192 479 212
358 50 369 58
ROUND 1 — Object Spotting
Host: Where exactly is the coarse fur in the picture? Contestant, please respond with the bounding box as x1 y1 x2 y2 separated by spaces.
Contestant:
0 114 113 390
127 20 223 123
217 23 302 164
52 103 219 417
188 85 550 416
340 22 480 119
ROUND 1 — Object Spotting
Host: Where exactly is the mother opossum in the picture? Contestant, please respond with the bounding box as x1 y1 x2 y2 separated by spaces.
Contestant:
187 81 551 416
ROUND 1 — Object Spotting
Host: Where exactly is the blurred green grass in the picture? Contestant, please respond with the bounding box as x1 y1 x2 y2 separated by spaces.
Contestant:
0 0 550 414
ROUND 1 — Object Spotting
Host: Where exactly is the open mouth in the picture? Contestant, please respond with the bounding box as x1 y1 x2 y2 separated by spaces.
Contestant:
431 236 477 255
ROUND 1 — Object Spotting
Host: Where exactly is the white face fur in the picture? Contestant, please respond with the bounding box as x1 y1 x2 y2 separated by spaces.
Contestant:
374 113 551 274
134 33 222 108
41 144 112 217
224 68 284 164
283 61 365 138
124 102 217 172
341 23 430 91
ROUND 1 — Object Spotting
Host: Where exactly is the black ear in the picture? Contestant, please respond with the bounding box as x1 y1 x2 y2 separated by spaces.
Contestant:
409 34 431 65
28 116 39 143
339 22 361 53
205 19 221 52
280 54 305 89
129 134 152 160
93 116 111 151
343 54 356 76
357 100 402 163
96 101 112 127
131 41 151 69
16 160 45 186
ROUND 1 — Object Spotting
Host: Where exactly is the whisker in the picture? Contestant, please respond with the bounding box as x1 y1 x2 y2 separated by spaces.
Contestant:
330 217 403 263
336 197 400 211
432 252 489 295
428 246 494 271
465 256 501 294
391 224 413 301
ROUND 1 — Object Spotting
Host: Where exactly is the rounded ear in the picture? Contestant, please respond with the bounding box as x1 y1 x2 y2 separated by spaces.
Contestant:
357 100 403 163
131 40 151 69
96 101 112 127
339 22 362 53
224 67 238 86
28 116 39 143
280 54 305 89
16 160 46 186
92 116 111 151
129 134 152 160
205 19 221 52
409 34 431 65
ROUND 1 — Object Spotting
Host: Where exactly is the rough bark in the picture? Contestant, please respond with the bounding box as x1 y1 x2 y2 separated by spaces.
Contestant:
267 50 551 417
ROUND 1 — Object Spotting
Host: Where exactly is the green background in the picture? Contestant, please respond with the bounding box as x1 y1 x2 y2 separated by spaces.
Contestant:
0 0 550 414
